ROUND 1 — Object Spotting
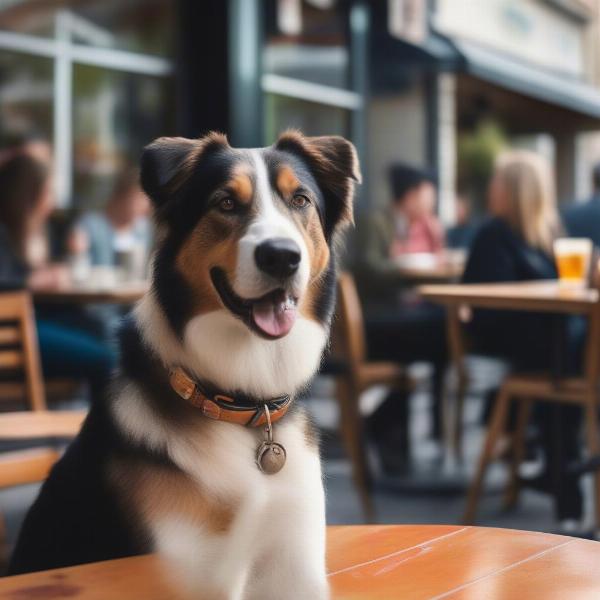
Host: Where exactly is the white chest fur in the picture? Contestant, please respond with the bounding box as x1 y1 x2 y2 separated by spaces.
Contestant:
113 386 328 600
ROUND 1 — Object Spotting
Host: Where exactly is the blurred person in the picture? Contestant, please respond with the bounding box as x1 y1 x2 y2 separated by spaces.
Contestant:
69 167 152 271
463 149 585 527
0 148 67 290
563 162 600 246
0 129 53 166
354 164 443 303
388 164 444 256
0 150 115 403
354 164 448 473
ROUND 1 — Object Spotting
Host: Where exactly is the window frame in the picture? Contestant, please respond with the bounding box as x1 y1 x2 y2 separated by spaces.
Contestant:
259 1 369 204
0 8 173 208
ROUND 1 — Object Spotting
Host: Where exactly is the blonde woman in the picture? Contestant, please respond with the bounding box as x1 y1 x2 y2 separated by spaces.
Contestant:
463 149 585 529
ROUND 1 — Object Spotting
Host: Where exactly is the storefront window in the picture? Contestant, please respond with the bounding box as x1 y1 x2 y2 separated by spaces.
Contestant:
73 64 173 210
71 0 174 58
264 0 350 89
0 0 174 208
265 93 350 143
0 51 53 143
0 0 174 57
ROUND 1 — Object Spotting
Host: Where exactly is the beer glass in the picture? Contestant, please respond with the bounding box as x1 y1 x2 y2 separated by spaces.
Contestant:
553 238 592 287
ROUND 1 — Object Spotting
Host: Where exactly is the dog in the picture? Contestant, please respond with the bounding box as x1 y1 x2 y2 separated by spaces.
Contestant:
8 130 360 599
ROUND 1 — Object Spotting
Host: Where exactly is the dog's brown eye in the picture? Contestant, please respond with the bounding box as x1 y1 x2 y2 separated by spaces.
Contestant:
291 194 310 209
219 197 235 212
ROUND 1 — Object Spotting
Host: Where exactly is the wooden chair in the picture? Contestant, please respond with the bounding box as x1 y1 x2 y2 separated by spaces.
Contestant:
0 410 86 567
331 272 408 521
0 291 45 411
0 292 85 564
464 305 600 524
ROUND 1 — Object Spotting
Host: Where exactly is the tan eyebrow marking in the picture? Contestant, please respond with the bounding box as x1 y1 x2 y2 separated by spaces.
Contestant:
276 165 301 198
226 171 253 204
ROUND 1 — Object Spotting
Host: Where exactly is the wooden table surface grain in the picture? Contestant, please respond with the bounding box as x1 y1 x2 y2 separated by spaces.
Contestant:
1 525 599 599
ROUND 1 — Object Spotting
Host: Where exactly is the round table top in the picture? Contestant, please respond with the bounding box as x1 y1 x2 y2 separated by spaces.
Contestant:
0 525 599 599
328 525 600 599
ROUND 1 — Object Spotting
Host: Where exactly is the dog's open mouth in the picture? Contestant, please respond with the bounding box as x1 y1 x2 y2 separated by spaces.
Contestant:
210 268 298 340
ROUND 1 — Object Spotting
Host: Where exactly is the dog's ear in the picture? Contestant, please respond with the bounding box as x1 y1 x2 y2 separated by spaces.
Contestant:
140 132 229 214
275 130 361 236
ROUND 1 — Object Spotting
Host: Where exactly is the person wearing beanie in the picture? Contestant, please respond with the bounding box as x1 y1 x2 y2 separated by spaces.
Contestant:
388 164 444 256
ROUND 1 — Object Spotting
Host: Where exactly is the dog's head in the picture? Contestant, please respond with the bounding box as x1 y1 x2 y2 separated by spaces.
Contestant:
138 131 360 396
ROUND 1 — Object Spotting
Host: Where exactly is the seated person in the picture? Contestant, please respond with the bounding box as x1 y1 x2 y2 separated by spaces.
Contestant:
353 164 447 472
0 147 116 404
463 149 585 527
388 164 444 257
562 162 600 246
354 164 444 302
70 167 152 272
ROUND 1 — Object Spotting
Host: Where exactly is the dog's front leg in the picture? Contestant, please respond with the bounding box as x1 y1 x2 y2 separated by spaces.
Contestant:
156 524 251 600
246 470 329 600
157 490 268 600
249 526 329 600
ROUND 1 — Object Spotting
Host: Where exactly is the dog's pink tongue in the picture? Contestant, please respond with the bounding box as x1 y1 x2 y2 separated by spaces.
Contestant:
252 294 297 338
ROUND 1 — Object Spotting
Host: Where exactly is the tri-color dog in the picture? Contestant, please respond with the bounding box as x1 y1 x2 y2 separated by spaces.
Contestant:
9 131 360 599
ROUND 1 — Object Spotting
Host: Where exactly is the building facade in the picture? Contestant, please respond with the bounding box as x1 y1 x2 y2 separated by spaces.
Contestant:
1 0 600 221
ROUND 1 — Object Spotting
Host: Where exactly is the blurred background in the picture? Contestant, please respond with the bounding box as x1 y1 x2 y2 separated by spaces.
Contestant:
3 0 600 567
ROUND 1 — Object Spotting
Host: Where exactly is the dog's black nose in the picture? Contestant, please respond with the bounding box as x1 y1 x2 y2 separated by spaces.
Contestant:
255 238 301 279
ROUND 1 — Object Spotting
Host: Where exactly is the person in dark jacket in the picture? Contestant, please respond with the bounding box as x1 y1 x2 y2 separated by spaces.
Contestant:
563 163 600 246
464 149 585 527
0 149 115 402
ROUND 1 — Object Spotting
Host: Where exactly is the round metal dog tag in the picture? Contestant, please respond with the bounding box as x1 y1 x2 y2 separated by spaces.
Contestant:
256 442 287 474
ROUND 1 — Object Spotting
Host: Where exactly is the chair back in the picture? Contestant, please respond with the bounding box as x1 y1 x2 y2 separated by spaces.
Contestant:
334 272 367 372
0 291 45 411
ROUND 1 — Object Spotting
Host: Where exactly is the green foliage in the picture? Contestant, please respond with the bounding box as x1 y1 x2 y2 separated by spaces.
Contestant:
458 120 507 185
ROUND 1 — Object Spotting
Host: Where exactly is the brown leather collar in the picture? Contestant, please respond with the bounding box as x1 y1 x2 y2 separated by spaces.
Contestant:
169 367 292 427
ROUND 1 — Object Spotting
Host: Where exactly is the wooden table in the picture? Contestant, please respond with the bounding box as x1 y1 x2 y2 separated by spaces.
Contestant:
420 280 600 522
397 263 464 283
0 410 85 441
1 525 599 599
420 280 599 315
396 255 465 283
33 281 148 305
419 280 600 430
419 281 600 438
0 410 86 494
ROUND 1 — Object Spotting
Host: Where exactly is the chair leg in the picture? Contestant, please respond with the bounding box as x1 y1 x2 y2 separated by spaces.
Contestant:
583 395 600 529
453 369 468 462
503 398 532 510
464 386 512 524
335 377 375 523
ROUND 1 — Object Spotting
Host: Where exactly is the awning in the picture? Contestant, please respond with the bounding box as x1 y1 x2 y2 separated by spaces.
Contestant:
453 38 600 121
377 26 600 122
